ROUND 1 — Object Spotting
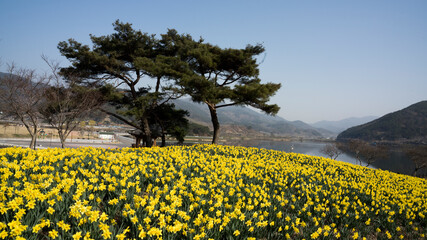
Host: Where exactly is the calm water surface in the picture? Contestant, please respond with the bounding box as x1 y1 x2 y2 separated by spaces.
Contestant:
228 140 419 176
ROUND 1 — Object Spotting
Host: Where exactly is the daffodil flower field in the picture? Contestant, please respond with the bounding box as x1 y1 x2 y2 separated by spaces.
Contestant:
0 145 426 240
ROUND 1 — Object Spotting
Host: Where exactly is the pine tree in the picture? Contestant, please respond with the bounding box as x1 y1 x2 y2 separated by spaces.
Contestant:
162 30 281 144
58 20 187 147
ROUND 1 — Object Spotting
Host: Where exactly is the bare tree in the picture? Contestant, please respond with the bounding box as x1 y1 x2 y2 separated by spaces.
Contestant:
320 142 342 160
343 140 389 167
0 64 48 149
403 145 427 177
40 56 102 148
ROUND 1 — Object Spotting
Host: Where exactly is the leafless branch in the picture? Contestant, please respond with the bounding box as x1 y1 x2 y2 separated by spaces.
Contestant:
403 145 427 177
0 63 48 149
321 143 343 160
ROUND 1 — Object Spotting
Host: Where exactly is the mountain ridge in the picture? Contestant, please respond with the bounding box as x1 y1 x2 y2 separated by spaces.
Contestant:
337 101 427 143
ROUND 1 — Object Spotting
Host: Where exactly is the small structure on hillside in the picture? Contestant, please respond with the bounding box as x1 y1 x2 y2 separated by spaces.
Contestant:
98 132 115 141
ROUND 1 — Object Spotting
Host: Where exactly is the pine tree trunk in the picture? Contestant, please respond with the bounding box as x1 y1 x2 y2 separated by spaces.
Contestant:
161 133 166 147
157 120 166 147
142 117 152 147
207 104 220 144
135 136 141 148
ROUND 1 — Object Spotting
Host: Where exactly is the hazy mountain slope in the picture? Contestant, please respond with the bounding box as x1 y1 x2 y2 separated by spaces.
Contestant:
0 72 9 78
172 99 333 138
311 116 378 133
290 120 336 138
337 101 427 143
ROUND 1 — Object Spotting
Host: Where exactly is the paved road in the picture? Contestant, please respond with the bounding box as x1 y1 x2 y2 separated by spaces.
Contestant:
0 138 130 149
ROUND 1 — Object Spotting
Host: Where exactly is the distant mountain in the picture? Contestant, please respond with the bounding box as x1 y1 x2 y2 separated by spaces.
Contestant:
311 116 378 134
336 101 427 143
0 72 9 78
0 72 11 86
172 99 335 139
0 71 50 89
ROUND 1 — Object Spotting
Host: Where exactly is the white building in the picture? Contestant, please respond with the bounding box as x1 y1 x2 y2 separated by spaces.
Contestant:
98 132 115 140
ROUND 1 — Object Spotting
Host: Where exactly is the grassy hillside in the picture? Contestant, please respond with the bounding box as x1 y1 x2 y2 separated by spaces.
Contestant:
337 101 427 143
1 145 426 239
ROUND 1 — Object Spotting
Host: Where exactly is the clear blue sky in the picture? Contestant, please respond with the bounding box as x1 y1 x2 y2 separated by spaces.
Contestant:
1 0 426 123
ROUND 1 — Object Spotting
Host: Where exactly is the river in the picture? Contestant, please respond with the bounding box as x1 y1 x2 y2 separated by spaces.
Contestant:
227 139 420 176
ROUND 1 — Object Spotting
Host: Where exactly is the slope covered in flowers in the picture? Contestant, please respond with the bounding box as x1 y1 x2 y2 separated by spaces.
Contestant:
0 145 426 240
